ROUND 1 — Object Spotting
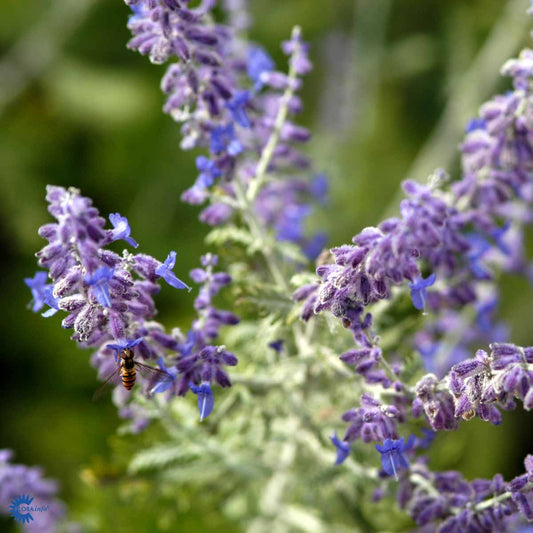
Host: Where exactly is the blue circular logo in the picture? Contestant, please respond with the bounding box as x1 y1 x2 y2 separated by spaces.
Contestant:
9 494 34 524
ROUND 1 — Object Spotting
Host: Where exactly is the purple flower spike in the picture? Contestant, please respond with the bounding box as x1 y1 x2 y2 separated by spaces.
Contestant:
190 382 214 421
375 437 411 480
408 273 436 311
155 251 191 290
85 266 115 307
109 213 139 248
331 432 351 465
24 271 52 312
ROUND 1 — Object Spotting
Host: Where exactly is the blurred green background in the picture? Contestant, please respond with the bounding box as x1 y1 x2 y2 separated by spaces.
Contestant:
1 0 533 530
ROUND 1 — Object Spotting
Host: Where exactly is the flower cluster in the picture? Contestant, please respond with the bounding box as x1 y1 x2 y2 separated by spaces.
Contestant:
148 253 239 421
386 452 533 532
306 13 533 529
125 0 326 259
31 186 188 350
296 47 533 366
0 450 69 533
28 186 207 414
29 186 240 427
448 343 533 423
395 464 515 531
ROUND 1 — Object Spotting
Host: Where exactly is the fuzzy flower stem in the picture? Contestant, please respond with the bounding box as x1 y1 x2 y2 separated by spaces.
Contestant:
378 355 399 383
469 490 513 513
409 472 442 500
233 179 288 290
234 162 313 359
246 26 302 203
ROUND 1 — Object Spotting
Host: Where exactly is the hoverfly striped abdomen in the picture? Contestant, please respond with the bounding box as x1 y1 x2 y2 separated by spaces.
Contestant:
121 348 136 391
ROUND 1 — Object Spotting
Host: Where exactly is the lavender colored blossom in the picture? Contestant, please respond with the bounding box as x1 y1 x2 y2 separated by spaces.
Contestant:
199 203 234 226
125 4 325 260
412 374 459 431
176 341 237 394
342 393 401 444
282 30 312 75
302 47 533 341
397 463 516 531
106 337 144 360
339 346 391 387
446 343 533 423
31 185 194 413
150 254 239 418
194 156 223 189
152 355 178 394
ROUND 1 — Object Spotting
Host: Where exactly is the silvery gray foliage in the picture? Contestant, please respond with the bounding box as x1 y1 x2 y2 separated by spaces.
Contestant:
18 0 533 531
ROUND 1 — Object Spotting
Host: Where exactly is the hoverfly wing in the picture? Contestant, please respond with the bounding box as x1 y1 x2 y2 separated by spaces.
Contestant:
92 367 122 401
134 362 174 394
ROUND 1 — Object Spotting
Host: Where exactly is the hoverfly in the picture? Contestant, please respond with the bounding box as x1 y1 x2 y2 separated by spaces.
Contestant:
93 345 174 401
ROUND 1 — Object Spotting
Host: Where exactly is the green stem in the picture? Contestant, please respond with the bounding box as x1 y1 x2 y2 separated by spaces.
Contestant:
245 26 301 204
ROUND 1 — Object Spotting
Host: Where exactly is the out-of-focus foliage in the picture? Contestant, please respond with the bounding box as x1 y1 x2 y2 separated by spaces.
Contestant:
1 0 532 531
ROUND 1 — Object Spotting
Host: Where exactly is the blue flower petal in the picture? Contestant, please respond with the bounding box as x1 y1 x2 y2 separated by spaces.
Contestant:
330 432 351 465
408 273 436 310
210 124 243 156
41 289 60 317
106 337 144 359
85 266 115 308
156 252 191 290
24 271 51 312
152 356 177 394
247 47 275 90
226 91 251 128
190 382 214 421
109 213 139 248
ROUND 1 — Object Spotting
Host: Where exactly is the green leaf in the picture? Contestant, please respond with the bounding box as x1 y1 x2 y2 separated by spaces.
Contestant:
129 444 199 474
205 225 254 247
